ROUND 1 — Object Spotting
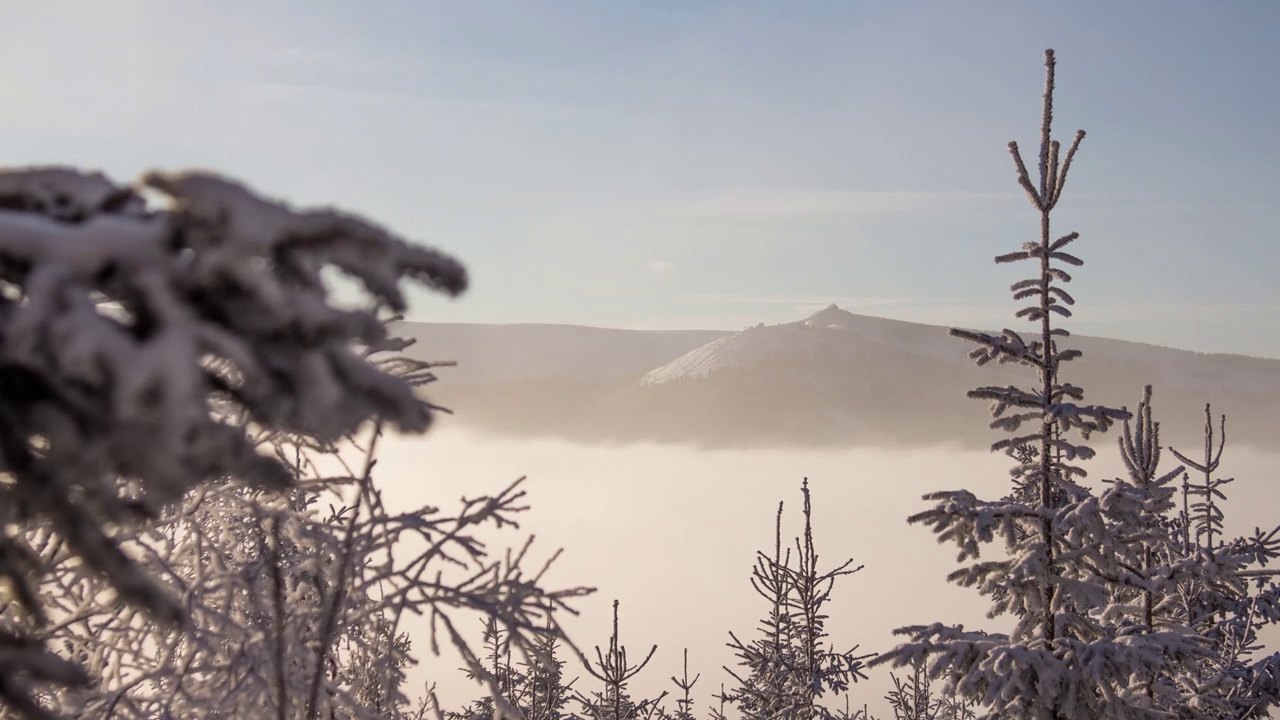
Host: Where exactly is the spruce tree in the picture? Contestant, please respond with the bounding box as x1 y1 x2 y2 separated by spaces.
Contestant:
0 167 466 716
0 170 592 718
724 498 799 720
668 649 701 720
1162 406 1280 718
1095 395 1280 718
575 600 665 720
1093 386 1208 711
521 620 573 720
453 619 529 720
882 657 975 720
870 50 1206 720
724 479 870 720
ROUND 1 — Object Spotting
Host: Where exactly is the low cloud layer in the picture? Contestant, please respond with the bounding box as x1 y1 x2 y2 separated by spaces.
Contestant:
375 428 1280 716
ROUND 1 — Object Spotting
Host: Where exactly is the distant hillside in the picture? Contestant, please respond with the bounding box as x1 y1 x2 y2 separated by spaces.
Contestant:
389 321 726 384
399 309 1280 451
641 304 971 385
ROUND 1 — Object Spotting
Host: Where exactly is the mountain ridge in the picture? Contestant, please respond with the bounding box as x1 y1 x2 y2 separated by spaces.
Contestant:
393 308 1280 450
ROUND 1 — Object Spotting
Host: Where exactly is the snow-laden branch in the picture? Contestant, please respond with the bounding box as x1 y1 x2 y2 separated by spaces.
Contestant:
0 166 468 716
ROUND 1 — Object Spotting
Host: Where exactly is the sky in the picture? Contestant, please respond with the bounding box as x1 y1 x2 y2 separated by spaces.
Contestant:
2 2 1278 356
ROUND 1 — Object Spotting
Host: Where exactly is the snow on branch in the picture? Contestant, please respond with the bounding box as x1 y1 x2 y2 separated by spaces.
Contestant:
0 166 467 714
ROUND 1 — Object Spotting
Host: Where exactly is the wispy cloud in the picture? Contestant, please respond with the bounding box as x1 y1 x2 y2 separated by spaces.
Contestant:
622 314 778 332
1071 303 1280 324
856 301 1280 335
677 293 944 309
235 81 526 112
666 190 1020 220
267 46 392 75
673 294 960 326
234 80 605 119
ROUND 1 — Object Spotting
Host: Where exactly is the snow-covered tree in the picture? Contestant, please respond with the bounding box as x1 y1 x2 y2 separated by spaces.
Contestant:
667 649 701 720
723 499 795 720
450 613 577 720
0 168 591 718
10 395 589 718
520 619 574 720
8 433 397 717
881 657 975 720
0 166 464 714
723 479 870 720
451 618 531 720
870 51 1211 720
574 600 666 720
1089 386 1210 712
1093 392 1280 718
1162 405 1280 718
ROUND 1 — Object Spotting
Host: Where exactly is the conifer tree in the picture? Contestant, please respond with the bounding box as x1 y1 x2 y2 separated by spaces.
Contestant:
1092 386 1209 711
870 50 1207 720
724 499 797 720
724 479 870 720
1172 405 1232 555
521 620 573 720
1161 406 1280 718
710 683 730 720
452 619 530 720
575 600 666 720
0 169 592 718
0 167 467 716
668 649 701 720
1087 393 1280 719
881 657 974 720
10 404 587 718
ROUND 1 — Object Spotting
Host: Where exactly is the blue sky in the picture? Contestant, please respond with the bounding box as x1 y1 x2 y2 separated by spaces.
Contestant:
2 2 1278 356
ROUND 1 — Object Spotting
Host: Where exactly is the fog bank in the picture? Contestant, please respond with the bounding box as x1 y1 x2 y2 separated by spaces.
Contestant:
374 428 1280 716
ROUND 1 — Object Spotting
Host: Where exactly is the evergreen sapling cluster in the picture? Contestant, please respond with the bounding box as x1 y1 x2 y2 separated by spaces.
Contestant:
722 479 871 720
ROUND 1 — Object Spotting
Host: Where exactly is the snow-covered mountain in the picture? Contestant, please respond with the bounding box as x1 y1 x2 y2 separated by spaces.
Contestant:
642 304 1280 400
641 304 966 385
399 307 1280 450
